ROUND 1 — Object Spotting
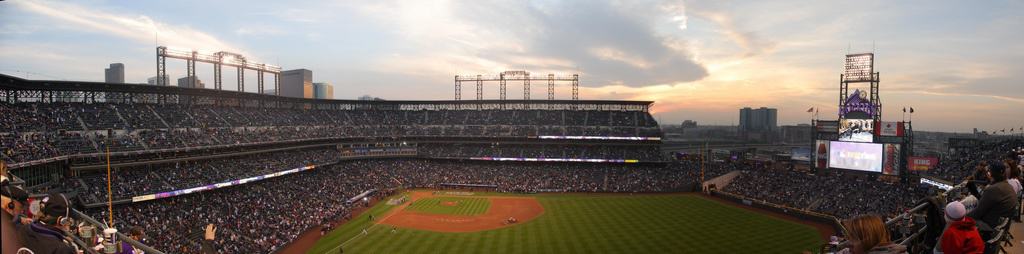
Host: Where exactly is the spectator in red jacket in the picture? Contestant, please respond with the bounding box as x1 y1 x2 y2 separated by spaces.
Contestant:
940 201 984 254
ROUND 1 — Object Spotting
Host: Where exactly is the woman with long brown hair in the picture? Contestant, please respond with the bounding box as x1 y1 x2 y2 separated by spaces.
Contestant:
841 214 906 254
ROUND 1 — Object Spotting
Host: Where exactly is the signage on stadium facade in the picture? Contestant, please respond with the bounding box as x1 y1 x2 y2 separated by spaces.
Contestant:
839 90 875 117
920 177 953 191
468 157 638 163
882 144 900 176
816 121 839 133
908 156 939 171
876 121 904 136
131 165 316 203
537 135 661 141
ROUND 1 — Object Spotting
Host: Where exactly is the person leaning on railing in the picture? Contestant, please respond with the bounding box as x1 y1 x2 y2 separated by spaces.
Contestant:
13 191 80 254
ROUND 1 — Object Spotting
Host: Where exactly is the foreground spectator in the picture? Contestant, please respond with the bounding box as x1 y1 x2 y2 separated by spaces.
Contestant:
203 224 216 254
14 191 78 254
966 161 1018 228
939 201 983 254
840 214 906 254
116 226 147 254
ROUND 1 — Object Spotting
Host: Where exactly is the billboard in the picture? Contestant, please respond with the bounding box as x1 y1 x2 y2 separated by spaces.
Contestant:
882 144 900 175
877 121 903 136
791 147 812 162
839 119 874 142
908 156 939 171
132 165 315 203
844 53 874 82
829 141 883 173
815 140 830 168
920 177 953 191
816 120 839 133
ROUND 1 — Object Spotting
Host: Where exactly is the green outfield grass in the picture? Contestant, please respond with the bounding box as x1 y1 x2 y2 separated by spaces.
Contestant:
308 193 822 254
404 197 490 216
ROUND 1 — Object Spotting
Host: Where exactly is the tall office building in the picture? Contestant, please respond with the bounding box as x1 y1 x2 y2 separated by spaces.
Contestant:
104 63 124 83
313 82 334 99
177 76 205 89
280 69 313 98
739 107 752 131
766 108 778 132
147 75 170 86
738 107 778 132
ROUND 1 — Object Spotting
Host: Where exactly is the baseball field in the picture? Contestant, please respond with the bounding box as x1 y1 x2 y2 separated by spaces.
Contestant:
306 191 823 254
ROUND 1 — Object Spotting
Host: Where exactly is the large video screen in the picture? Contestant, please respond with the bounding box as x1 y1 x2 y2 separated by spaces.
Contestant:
839 119 874 142
829 141 883 172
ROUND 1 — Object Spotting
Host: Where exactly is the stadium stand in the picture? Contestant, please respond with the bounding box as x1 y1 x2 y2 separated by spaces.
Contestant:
1 102 662 164
3 74 1022 254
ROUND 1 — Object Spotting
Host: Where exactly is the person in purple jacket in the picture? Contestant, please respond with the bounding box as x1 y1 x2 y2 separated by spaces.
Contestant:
116 226 146 254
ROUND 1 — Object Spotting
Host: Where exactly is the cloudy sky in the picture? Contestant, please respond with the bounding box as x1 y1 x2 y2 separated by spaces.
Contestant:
1 0 1021 132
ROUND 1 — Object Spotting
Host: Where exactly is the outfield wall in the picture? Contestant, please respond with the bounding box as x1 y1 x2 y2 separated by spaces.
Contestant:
710 190 845 236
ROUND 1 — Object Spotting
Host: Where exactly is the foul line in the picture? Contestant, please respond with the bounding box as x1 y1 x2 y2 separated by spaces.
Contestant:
326 195 412 253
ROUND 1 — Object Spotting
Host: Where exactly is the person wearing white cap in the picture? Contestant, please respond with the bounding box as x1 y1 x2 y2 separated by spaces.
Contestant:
939 201 984 254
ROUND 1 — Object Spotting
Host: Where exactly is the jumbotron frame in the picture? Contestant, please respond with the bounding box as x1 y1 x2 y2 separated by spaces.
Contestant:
813 52 915 183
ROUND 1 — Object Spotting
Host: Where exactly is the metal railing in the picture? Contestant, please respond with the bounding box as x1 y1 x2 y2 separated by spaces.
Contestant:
72 209 166 254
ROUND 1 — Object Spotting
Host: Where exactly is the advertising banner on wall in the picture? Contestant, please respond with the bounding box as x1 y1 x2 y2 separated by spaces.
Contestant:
908 156 939 171
816 120 839 133
792 147 812 162
877 121 904 136
815 140 830 168
882 144 900 175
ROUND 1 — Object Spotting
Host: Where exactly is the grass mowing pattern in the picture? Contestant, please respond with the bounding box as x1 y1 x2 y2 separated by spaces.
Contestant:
309 194 822 254
404 197 490 216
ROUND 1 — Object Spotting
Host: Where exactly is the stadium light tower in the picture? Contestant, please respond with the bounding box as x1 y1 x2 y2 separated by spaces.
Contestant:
156 46 281 95
454 71 579 101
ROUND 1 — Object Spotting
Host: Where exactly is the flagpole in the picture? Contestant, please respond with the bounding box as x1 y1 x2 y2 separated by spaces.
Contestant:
106 145 113 228
809 107 814 128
